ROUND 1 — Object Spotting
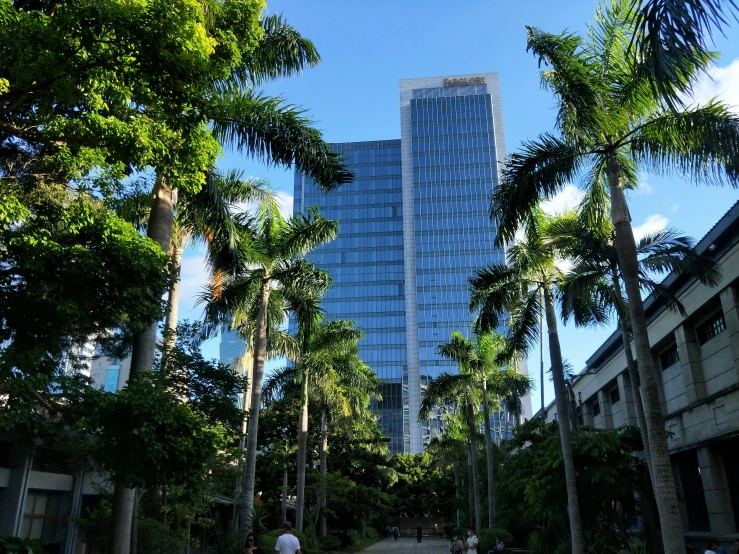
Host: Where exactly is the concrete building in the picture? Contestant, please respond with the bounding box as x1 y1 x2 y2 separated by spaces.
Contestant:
295 73 531 453
542 201 739 541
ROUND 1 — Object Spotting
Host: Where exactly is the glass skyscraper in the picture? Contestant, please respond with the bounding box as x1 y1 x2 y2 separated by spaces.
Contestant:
294 74 531 453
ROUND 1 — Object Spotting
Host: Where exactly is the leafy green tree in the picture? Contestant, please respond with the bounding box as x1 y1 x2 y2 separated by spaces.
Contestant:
203 198 337 544
471 211 605 553
419 367 484 530
0 190 169 439
490 2 739 550
497 419 646 551
438 330 532 529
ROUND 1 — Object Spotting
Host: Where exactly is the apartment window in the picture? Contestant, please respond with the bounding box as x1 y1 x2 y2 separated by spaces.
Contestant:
659 344 680 370
697 312 726 345
592 401 601 416
104 368 119 392
21 491 61 541
610 387 620 404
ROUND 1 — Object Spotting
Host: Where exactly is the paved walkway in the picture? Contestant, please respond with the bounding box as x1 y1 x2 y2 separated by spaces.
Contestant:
361 538 451 554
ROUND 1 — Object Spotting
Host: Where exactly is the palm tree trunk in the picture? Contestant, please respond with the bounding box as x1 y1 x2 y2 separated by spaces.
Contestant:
543 286 584 554
454 462 462 528
607 157 684 554
238 277 271 547
540 289 545 416
481 378 496 528
164 246 184 343
109 172 175 554
466 470 473 527
467 415 482 532
612 267 654 480
295 368 309 532
281 460 288 525
318 410 328 537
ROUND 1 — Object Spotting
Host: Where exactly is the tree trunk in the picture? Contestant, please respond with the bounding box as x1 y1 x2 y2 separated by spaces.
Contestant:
454 462 462 528
540 289 545 416
108 172 175 554
295 368 309 531
481 378 496 529
318 410 328 537
466 470 473 527
543 286 584 554
164 245 184 344
607 156 684 553
612 267 654 481
467 415 482 532
281 461 288 525
238 278 271 547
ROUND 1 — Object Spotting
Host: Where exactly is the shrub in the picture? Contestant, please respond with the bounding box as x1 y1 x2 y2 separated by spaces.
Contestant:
452 527 466 539
0 536 44 554
347 530 360 546
317 535 341 552
477 528 514 552
137 518 185 554
364 527 378 539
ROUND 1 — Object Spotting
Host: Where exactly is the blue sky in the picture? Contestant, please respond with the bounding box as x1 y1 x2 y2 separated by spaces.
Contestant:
179 0 739 414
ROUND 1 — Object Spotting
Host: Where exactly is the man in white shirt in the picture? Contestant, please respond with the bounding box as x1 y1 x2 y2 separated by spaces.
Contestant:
466 527 478 554
274 522 302 554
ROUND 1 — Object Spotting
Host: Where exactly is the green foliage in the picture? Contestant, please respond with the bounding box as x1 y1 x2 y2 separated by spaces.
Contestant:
73 372 223 489
496 419 646 549
317 535 341 552
477 528 514 551
137 518 187 554
0 536 43 554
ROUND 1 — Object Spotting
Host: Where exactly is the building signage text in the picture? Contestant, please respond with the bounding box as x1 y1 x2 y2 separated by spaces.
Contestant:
443 76 486 87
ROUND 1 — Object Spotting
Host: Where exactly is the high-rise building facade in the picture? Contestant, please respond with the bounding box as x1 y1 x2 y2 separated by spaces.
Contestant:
294 74 532 453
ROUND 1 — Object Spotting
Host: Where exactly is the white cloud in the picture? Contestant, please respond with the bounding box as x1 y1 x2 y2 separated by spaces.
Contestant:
685 58 739 113
632 214 669 242
632 172 653 195
540 184 584 216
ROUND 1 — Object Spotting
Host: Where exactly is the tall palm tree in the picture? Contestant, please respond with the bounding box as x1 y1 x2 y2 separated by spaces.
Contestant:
419 369 483 531
263 319 378 534
202 198 338 545
470 212 606 554
491 3 739 550
437 330 532 529
550 211 721 480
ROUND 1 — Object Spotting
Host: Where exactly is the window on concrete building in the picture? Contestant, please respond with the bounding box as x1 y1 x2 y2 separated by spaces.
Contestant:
104 367 119 392
676 450 711 532
697 311 726 345
21 491 61 541
659 344 680 370
592 401 600 416
609 387 620 404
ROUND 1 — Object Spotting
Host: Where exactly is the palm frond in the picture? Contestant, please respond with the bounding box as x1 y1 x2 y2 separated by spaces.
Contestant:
505 288 543 358
210 89 354 191
628 101 739 187
262 366 300 403
241 14 321 87
637 228 722 285
418 373 476 422
278 207 338 259
493 133 589 243
628 0 736 106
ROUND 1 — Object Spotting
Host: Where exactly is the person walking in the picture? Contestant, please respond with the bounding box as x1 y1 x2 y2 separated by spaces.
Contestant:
274 522 302 554
416 525 422 543
392 526 399 541
450 536 464 554
466 527 478 554
489 536 505 554
243 533 261 554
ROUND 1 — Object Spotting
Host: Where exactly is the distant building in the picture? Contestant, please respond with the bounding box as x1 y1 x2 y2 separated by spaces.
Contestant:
542 201 739 541
295 74 531 453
